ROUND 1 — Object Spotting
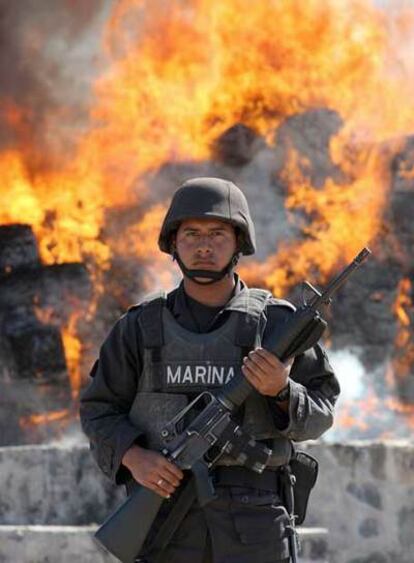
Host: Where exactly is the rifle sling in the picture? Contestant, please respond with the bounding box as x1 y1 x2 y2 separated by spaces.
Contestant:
146 476 197 562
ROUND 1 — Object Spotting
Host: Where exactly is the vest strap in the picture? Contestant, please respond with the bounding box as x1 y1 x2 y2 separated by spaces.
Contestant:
233 288 272 349
138 292 166 391
138 291 167 349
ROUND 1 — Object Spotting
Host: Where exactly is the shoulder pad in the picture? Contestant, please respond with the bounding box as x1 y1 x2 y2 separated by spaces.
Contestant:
267 297 296 312
126 303 141 313
127 290 167 312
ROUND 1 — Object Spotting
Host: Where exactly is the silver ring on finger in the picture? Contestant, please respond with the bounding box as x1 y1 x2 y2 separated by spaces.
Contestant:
157 478 163 486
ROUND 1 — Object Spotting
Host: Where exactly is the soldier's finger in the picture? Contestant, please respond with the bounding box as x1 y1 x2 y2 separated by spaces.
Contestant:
242 360 260 379
154 485 171 499
159 467 182 487
161 460 184 481
242 364 264 388
244 358 269 384
246 352 271 375
151 477 175 497
154 456 183 481
142 480 169 498
254 348 282 368
149 469 177 489
258 348 294 372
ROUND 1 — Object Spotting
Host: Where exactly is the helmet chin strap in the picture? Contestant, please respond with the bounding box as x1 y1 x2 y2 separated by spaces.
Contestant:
173 252 239 285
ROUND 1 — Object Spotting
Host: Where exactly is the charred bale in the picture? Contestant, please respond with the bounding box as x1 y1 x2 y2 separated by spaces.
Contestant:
0 224 41 274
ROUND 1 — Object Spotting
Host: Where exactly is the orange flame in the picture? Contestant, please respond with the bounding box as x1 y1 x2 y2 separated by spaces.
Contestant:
62 312 83 400
93 0 414 294
33 301 84 399
392 278 414 378
3 0 414 282
19 409 71 429
2 0 414 436
393 278 412 330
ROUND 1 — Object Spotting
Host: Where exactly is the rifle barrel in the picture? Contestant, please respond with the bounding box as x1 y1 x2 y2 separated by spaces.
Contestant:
311 247 371 307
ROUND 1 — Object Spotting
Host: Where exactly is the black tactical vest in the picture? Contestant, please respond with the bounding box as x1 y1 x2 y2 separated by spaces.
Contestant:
128 288 292 466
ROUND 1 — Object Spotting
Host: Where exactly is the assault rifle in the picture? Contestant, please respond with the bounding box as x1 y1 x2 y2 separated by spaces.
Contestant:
95 248 371 563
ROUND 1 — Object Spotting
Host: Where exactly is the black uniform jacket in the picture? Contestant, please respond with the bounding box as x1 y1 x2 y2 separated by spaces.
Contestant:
79 275 340 484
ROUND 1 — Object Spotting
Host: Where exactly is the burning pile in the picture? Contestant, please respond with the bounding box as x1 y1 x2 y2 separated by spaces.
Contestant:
1 0 414 443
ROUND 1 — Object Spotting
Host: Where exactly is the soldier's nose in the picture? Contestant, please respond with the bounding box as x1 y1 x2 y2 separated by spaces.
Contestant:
197 236 213 252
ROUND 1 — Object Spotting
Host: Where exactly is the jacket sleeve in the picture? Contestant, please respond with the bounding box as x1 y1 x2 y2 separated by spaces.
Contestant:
264 302 340 441
79 308 144 484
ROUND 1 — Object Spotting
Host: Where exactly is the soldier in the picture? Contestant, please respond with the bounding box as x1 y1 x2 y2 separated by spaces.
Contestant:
80 177 340 563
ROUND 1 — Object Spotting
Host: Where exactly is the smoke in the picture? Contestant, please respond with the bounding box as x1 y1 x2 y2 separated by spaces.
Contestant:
0 0 111 170
329 349 366 402
326 348 413 441
47 426 88 448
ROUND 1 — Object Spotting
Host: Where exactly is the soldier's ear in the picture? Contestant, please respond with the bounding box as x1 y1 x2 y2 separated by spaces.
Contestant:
235 228 244 253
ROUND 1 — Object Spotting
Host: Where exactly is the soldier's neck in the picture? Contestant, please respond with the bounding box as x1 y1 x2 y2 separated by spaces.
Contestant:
182 275 236 307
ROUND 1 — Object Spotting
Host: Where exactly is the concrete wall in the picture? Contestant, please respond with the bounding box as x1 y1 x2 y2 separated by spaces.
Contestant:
0 442 412 563
303 441 414 563
0 445 123 526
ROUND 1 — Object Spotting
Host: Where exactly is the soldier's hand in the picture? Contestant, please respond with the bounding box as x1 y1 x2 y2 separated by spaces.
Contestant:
242 347 293 397
122 445 184 498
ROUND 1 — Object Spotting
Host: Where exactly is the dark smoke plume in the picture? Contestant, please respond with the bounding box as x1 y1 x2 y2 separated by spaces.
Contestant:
0 0 110 172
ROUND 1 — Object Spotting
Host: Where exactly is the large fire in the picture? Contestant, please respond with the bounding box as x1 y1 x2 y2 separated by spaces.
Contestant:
392 278 414 382
1 0 414 440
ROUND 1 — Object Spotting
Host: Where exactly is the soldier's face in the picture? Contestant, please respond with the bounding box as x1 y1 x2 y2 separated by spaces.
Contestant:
174 218 237 271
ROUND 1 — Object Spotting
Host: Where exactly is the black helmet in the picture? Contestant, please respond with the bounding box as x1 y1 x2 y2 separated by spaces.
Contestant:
158 177 256 256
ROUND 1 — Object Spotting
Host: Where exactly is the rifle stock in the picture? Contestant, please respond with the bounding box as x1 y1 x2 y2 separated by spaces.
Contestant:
94 487 164 563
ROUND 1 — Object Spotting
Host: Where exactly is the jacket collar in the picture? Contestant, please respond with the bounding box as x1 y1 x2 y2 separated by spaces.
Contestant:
170 273 247 321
